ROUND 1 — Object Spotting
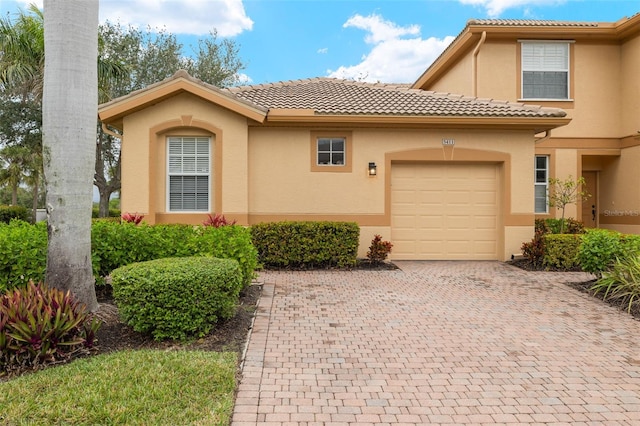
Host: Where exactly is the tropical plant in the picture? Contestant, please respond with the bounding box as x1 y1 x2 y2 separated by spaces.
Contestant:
203 213 237 227
42 0 99 310
591 255 640 313
367 234 393 264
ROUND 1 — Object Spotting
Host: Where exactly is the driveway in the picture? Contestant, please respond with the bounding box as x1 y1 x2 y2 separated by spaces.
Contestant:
232 261 640 425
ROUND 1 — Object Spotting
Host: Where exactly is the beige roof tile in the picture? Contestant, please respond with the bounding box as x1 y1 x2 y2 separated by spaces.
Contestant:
467 18 599 27
225 77 566 118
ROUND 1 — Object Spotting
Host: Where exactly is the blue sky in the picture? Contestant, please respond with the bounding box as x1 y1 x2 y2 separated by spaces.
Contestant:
2 0 639 84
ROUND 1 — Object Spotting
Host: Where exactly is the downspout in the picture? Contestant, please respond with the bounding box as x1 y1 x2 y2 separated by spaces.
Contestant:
472 31 487 97
535 130 551 144
101 122 121 139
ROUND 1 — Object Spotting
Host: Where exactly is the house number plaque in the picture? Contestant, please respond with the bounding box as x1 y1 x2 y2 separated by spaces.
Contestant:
442 139 455 146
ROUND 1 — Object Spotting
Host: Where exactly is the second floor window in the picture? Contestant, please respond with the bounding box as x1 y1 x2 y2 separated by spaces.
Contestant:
521 42 569 100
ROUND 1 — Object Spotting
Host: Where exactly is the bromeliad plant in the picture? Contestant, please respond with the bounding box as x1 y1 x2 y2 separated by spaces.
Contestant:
121 212 144 224
0 281 100 375
203 213 237 227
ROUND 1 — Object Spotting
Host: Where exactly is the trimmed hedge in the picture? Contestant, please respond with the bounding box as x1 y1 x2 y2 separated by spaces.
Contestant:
91 222 257 288
0 205 29 224
0 221 257 292
111 257 243 340
251 221 359 268
0 221 47 292
543 234 582 270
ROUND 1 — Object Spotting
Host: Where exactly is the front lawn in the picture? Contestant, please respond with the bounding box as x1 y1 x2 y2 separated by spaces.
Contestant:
0 350 236 425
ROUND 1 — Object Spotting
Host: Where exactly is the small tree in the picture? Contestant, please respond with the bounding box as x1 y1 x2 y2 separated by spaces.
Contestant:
547 175 590 234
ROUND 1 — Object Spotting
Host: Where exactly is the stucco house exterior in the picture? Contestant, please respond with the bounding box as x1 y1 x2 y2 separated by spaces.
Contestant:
413 13 640 233
98 13 639 261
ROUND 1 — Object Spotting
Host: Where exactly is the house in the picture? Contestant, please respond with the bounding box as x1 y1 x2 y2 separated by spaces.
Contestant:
98 71 568 261
412 13 640 233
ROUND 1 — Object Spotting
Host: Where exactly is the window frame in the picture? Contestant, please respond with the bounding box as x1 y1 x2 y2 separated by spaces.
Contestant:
309 131 353 173
534 155 549 214
519 40 573 101
166 136 211 212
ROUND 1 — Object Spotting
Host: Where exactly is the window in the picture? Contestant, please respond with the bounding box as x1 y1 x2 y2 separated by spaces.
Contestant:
534 155 549 213
317 137 345 166
521 42 569 100
309 131 352 172
167 136 210 211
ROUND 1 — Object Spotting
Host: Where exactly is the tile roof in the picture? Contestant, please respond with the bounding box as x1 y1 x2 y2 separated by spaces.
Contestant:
467 18 600 27
225 77 566 118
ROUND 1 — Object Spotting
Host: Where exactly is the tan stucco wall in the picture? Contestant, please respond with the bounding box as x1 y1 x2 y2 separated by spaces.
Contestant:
120 92 250 225
476 41 518 101
621 34 640 137
598 146 640 234
427 53 473 95
247 127 535 260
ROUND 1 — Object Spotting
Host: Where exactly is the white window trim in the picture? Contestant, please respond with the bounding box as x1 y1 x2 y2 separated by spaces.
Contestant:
166 136 211 213
534 155 549 214
519 40 574 102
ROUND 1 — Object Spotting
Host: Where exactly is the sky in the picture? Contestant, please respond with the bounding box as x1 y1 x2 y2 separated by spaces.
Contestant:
1 0 639 85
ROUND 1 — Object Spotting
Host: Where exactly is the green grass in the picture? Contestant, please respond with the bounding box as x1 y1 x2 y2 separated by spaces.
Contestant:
0 349 237 425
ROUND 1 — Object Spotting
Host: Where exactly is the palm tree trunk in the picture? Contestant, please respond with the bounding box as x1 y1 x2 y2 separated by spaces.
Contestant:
42 0 98 311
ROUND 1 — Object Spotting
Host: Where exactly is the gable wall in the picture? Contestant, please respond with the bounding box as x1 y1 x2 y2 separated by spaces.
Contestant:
120 92 250 224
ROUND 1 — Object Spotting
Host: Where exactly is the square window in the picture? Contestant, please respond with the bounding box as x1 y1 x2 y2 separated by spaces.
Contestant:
310 132 352 173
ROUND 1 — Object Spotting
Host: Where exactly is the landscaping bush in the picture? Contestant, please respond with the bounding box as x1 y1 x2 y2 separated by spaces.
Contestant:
91 207 120 218
111 257 242 341
1 281 100 374
543 234 582 270
367 234 393 264
536 218 585 235
0 205 29 224
188 225 258 289
92 221 257 288
251 221 359 268
0 220 47 292
521 229 546 267
577 229 625 277
591 254 640 313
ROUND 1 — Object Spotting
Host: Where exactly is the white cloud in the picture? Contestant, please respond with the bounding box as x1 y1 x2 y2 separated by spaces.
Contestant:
327 14 454 83
458 0 565 17
317 47 329 54
18 0 253 37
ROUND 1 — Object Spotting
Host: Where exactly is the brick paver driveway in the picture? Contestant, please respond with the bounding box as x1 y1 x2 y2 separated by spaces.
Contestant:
232 261 640 425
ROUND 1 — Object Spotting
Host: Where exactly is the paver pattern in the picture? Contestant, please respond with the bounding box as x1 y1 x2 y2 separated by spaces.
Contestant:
232 261 640 425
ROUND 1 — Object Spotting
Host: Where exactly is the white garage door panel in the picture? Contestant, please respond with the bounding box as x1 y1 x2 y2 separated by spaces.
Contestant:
391 163 499 260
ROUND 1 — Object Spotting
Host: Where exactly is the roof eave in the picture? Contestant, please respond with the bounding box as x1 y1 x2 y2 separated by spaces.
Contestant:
98 76 267 130
265 111 571 132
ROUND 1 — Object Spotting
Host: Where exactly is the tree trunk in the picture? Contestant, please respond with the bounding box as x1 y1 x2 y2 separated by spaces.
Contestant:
42 0 98 311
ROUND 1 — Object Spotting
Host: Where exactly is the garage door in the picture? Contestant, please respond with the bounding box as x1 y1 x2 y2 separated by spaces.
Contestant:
391 163 499 260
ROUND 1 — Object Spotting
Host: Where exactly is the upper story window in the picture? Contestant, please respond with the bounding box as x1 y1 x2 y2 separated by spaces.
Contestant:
534 155 549 214
167 136 210 211
521 41 570 100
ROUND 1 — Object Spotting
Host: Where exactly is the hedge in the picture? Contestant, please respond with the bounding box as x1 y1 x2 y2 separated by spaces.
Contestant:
251 221 359 268
543 234 582 270
0 205 30 224
0 220 47 292
111 257 242 340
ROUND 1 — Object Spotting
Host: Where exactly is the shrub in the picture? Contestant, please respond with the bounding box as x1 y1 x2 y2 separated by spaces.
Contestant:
543 234 582 270
1 281 100 374
591 254 640 313
537 218 585 235
0 205 29 224
188 225 258 289
577 229 625 277
203 213 236 227
521 229 545 267
251 221 359 269
0 220 47 292
367 234 393 264
111 257 242 340
91 207 121 218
